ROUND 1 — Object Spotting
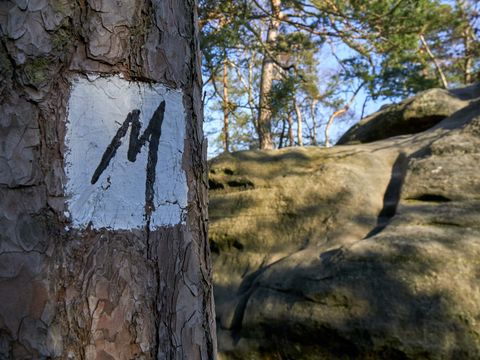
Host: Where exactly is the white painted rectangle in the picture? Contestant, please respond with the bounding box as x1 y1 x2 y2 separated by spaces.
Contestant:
64 75 187 230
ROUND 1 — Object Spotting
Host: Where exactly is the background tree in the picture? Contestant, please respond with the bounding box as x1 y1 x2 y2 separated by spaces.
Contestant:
315 0 480 98
201 0 330 150
201 0 480 154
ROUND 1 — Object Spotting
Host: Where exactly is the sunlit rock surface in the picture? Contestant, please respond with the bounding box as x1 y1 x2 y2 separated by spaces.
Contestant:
210 86 480 359
337 84 480 145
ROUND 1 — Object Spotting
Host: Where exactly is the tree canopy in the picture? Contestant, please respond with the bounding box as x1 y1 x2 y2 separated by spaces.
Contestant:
200 0 480 154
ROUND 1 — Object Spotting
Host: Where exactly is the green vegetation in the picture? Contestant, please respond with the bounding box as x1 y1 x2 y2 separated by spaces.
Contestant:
200 0 479 153
52 27 73 53
23 57 51 87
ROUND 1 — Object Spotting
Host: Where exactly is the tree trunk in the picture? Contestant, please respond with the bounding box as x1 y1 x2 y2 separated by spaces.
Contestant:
223 58 230 152
247 55 258 133
294 99 304 146
310 99 318 145
458 0 475 84
279 118 287 148
463 28 474 84
0 1 216 359
325 83 364 147
419 34 449 89
325 109 344 148
257 0 282 150
287 111 295 147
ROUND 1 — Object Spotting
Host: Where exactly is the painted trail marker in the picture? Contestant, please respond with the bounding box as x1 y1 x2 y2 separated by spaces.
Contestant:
65 75 187 230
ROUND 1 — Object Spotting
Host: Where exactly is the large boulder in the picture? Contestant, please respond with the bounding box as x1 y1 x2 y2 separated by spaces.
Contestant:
337 84 480 145
209 95 480 359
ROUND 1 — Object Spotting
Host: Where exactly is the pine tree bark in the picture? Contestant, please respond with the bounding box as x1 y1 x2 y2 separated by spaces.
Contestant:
0 1 216 359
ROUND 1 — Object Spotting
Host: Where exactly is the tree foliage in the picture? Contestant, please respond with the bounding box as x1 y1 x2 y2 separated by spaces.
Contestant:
200 0 480 153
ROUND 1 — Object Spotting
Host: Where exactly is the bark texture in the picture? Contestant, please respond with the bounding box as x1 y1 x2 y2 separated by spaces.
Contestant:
0 1 216 359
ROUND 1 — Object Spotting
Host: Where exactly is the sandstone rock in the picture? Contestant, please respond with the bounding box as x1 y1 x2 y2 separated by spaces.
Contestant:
337 85 480 145
210 91 480 359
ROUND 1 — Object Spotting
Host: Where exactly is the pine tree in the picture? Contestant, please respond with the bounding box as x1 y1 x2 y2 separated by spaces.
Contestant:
0 1 216 358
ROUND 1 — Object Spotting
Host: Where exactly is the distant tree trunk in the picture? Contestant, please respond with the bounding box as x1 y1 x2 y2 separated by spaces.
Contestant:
247 56 258 132
419 34 449 89
325 110 343 148
0 1 216 359
279 118 287 148
457 0 475 84
223 58 230 152
310 99 318 145
257 0 282 150
287 111 295 146
463 29 474 84
294 99 304 146
325 83 363 147
360 94 370 120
